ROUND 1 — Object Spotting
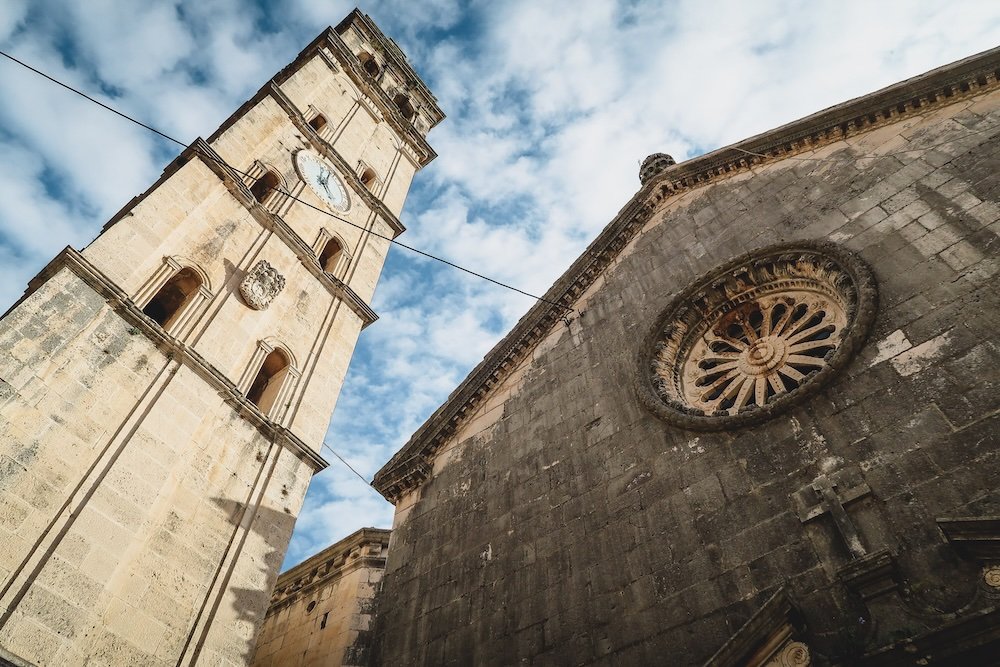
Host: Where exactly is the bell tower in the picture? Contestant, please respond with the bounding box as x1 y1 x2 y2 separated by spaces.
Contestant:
0 10 442 666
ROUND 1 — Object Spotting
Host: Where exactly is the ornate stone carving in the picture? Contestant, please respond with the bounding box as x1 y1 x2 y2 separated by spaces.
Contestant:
240 260 286 310
984 566 1000 589
639 152 676 185
638 241 877 430
765 641 811 667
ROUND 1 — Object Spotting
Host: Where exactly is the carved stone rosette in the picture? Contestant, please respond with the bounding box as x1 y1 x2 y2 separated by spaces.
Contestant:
637 241 877 430
240 260 286 310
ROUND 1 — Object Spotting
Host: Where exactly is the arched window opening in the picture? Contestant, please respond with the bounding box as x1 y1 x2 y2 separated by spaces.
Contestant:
309 114 328 133
358 52 380 78
360 167 377 191
142 267 202 329
250 170 281 205
319 238 343 274
247 348 291 414
393 94 415 121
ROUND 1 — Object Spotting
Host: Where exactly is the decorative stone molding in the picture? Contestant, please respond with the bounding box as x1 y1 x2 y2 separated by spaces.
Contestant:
14 248 328 473
640 52 1000 202
937 517 1000 561
190 140 378 327
133 256 214 339
373 47 1000 502
704 588 812 667
265 527 390 615
637 241 877 430
765 641 811 667
838 549 901 603
203 15 442 168
376 457 433 505
240 260 286 310
938 517 1000 595
639 152 676 185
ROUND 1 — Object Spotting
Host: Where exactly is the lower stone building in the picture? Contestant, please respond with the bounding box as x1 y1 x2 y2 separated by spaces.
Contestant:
250 528 389 667
368 48 1000 665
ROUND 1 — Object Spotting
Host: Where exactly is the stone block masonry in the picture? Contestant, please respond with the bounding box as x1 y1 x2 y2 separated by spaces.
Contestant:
250 528 390 667
372 50 1000 665
0 10 442 666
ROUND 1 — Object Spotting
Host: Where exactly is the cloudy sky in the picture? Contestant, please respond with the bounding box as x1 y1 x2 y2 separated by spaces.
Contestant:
1 1 998 569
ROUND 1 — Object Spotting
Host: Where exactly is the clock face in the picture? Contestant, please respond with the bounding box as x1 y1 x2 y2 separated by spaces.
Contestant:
295 150 350 213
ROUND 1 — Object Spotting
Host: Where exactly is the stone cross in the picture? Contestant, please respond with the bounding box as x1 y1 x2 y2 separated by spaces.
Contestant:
794 470 872 559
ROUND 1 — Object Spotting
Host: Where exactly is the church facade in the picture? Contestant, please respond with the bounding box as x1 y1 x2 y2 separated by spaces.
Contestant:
372 49 1000 665
0 11 440 666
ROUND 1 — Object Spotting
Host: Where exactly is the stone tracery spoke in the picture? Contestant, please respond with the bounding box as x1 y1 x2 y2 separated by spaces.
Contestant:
788 338 837 353
778 365 806 382
786 354 827 367
769 304 797 337
786 319 834 345
734 376 755 409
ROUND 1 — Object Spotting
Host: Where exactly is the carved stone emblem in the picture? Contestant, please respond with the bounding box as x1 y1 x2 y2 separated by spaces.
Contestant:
765 641 811 667
637 241 877 430
240 260 285 310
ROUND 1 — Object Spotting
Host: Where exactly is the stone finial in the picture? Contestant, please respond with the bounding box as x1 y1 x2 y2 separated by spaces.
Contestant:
639 153 676 185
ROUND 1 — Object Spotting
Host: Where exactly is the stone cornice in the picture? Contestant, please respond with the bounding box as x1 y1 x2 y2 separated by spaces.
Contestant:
265 82 407 239
265 527 390 616
334 9 445 129
643 46 1000 202
371 45 1000 503
703 588 803 667
97 140 380 329
318 30 439 166
206 25 439 167
189 139 380 328
18 247 329 473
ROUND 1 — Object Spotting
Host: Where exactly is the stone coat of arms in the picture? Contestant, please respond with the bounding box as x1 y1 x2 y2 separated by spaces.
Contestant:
240 260 286 310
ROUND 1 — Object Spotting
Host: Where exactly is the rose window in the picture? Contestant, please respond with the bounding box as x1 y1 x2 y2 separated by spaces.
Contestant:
638 242 877 430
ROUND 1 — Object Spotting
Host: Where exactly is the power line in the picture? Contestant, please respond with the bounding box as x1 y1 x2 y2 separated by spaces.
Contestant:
0 48 574 313
320 441 379 490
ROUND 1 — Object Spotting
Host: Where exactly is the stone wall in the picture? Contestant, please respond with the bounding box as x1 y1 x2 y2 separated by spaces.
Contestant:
0 266 313 665
373 72 1000 664
251 528 389 667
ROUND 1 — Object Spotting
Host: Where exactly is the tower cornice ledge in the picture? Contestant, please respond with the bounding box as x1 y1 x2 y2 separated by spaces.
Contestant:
372 45 1000 503
264 527 390 617
14 247 330 473
190 139 380 328
207 23 440 167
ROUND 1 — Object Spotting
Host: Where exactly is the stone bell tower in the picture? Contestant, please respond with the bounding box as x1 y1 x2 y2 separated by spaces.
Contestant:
0 10 441 666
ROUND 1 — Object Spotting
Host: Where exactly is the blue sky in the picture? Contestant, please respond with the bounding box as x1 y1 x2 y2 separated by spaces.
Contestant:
1 1 999 570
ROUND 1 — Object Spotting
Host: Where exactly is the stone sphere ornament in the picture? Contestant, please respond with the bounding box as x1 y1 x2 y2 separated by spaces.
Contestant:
637 241 877 430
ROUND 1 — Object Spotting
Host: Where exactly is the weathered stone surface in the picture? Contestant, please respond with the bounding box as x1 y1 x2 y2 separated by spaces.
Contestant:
0 10 440 667
250 528 390 667
373 57 1000 665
